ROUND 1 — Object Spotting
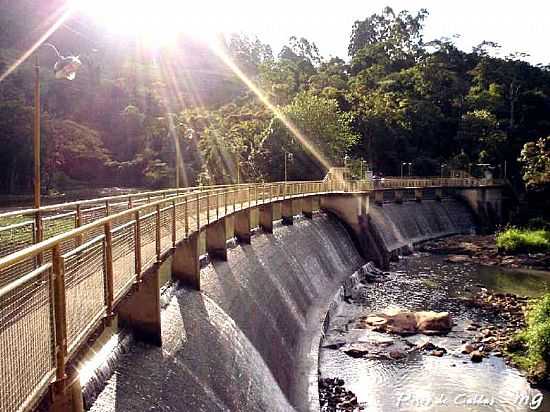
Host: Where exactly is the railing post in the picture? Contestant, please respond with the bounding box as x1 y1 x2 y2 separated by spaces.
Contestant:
105 200 110 216
224 191 228 216
52 244 67 382
206 191 210 223
155 204 161 261
104 222 115 317
128 195 133 209
184 196 189 238
248 186 251 207
196 192 200 231
172 199 177 248
35 209 43 265
134 211 142 280
75 204 83 246
216 190 219 220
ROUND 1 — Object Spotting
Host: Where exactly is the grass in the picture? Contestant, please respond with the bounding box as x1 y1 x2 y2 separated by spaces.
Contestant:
496 227 550 254
507 294 550 382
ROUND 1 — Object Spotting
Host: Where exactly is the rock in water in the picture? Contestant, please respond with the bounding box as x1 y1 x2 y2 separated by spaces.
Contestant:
470 351 483 362
361 309 452 335
415 311 453 334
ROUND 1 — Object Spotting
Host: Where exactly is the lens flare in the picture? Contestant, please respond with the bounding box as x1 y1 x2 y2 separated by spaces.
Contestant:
208 39 333 174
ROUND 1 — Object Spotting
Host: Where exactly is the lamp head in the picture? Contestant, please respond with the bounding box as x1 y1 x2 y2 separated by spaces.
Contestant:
53 55 82 80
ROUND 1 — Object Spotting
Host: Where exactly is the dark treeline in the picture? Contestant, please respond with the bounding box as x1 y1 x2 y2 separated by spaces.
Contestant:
1 4 549 196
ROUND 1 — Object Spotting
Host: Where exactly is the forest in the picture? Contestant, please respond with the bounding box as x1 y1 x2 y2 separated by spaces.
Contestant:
1 3 549 198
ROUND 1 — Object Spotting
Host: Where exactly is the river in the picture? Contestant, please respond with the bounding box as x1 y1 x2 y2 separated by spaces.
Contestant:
319 253 550 412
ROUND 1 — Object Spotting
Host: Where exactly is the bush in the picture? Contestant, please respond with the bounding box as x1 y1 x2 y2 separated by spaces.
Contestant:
496 227 550 254
508 295 550 379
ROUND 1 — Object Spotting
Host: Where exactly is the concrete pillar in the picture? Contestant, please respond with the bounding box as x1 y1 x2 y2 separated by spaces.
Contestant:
259 204 274 233
172 232 200 290
374 190 384 206
394 190 403 204
118 268 162 346
302 196 314 219
414 188 423 202
48 368 83 412
235 209 252 244
281 199 294 225
435 188 443 201
206 218 227 260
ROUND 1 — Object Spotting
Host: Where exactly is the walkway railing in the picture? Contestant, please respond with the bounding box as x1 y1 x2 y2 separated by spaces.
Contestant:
0 176 492 412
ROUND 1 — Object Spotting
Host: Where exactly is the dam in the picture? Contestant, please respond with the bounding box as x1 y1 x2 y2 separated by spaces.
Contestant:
0 178 504 412
85 198 477 411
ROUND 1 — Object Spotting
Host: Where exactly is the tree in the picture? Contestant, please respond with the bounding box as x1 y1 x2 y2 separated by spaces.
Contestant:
264 91 359 180
520 137 550 189
349 7 428 73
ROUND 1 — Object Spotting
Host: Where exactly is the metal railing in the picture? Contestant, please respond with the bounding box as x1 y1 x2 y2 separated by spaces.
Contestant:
0 176 495 411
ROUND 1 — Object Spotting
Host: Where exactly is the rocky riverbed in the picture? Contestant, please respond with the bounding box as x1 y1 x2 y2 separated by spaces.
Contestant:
419 234 550 270
319 248 550 412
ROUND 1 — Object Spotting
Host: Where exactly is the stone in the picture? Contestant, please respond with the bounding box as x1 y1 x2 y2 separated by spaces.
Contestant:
362 309 452 335
389 350 406 360
342 343 371 358
461 343 475 354
447 255 471 263
470 351 483 362
416 311 452 334
431 349 446 357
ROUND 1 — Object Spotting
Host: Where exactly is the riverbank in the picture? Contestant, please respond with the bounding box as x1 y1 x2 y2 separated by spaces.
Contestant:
419 234 550 270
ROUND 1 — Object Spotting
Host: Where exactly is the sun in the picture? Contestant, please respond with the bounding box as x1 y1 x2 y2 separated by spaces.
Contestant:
71 0 218 46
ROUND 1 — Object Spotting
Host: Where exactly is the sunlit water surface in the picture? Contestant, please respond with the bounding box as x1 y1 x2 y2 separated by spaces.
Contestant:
319 253 550 412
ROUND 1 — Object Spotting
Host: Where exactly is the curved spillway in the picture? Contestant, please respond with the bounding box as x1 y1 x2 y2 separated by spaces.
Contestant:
368 199 475 253
89 214 365 412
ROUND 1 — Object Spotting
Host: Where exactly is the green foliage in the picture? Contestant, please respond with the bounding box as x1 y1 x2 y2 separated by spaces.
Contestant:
2 2 550 194
508 295 550 377
519 137 550 189
496 227 550 253
264 91 359 179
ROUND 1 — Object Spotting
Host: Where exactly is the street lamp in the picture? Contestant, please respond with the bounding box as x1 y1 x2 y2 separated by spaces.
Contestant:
175 127 193 188
284 151 293 182
33 43 81 210
360 160 367 180
440 163 447 178
401 162 411 178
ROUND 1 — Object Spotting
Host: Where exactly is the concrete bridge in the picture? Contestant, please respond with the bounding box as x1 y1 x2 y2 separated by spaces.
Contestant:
0 177 505 412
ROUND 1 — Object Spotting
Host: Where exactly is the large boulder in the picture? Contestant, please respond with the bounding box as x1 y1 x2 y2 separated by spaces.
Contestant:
361 309 452 335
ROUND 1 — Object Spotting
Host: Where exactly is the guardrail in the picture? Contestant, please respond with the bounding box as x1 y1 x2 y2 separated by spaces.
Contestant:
0 176 496 411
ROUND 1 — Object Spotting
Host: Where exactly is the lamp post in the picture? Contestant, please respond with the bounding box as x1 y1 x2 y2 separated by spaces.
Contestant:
408 162 412 177
237 160 240 185
401 162 411 178
33 43 82 209
440 163 447 178
284 151 293 182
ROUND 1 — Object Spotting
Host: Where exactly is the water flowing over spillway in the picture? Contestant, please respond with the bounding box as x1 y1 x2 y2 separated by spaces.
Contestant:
88 214 365 412
368 199 475 253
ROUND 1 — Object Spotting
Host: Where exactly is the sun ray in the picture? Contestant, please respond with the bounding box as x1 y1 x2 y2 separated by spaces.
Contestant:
208 39 334 174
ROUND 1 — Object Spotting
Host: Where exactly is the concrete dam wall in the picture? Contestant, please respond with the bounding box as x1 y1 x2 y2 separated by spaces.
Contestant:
87 197 476 412
368 198 475 254
89 214 365 412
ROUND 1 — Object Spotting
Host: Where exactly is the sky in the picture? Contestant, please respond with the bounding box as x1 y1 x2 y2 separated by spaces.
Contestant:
207 0 550 65
74 0 550 65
